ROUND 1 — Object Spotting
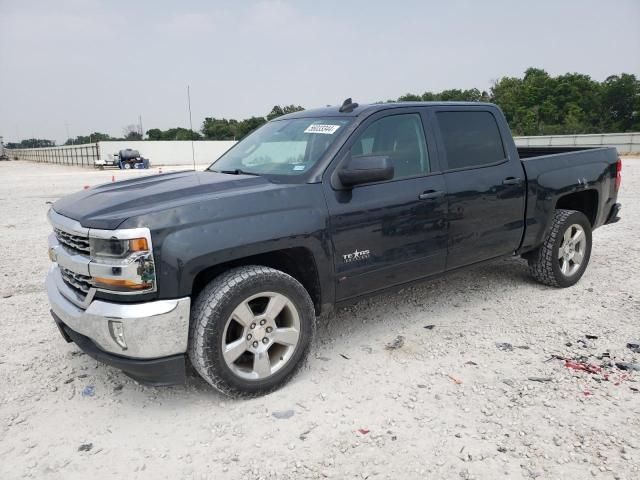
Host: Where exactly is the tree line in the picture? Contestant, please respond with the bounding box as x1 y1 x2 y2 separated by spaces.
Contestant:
6 68 638 148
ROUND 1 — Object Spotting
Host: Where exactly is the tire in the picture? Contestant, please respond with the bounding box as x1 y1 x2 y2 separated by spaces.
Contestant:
188 266 315 397
528 209 592 288
123 162 131 169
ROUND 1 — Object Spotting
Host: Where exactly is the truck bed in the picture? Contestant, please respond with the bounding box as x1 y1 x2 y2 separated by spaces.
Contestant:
517 145 619 254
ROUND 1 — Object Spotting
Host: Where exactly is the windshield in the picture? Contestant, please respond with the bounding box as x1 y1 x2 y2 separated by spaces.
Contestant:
209 117 352 176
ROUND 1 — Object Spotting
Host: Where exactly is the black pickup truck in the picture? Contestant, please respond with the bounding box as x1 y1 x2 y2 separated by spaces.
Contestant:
46 100 622 396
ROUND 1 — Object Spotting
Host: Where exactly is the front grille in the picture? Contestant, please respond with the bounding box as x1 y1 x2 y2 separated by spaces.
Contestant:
60 267 93 296
55 228 90 255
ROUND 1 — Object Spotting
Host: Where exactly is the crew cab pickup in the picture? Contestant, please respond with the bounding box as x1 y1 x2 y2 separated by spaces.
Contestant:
46 100 622 396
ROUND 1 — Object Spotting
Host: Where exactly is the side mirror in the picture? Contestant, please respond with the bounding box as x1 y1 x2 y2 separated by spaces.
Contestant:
338 155 394 187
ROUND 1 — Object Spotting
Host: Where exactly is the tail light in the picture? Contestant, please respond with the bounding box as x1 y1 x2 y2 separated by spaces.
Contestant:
615 158 622 192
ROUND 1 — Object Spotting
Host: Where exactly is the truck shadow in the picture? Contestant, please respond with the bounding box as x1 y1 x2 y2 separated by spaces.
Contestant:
316 256 537 343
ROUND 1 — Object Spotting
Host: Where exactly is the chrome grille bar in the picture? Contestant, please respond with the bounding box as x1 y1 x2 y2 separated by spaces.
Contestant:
60 266 92 295
54 227 90 254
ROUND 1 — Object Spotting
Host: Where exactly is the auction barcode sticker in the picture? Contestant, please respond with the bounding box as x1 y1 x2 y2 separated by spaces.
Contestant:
304 124 341 134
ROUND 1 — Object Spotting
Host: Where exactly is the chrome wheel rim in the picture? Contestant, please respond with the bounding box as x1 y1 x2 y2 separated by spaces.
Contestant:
558 223 586 277
221 292 301 380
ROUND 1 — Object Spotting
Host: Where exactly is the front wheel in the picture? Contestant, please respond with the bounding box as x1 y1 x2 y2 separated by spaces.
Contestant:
528 209 592 287
188 266 315 397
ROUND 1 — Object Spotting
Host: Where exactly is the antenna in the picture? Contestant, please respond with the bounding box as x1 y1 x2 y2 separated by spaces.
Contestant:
339 98 358 113
187 85 196 171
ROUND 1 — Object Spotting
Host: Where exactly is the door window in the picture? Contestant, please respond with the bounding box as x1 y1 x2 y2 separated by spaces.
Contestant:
351 113 429 180
437 111 505 169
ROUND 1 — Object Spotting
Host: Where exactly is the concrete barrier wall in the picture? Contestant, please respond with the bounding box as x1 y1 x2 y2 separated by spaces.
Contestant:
514 132 640 153
9 132 639 167
97 140 237 166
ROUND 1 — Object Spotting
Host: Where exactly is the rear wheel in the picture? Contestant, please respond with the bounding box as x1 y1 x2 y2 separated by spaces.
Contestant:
528 209 592 287
188 266 315 397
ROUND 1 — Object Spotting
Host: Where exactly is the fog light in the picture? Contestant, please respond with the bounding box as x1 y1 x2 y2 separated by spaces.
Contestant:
108 320 127 350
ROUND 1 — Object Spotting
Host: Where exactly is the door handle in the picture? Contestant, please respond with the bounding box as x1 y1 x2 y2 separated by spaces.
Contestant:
502 177 523 185
419 190 444 200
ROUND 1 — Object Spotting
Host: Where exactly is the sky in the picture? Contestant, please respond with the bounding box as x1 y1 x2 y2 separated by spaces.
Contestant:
1 0 639 144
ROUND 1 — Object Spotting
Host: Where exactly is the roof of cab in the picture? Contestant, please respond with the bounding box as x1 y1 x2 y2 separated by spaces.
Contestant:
277 101 498 120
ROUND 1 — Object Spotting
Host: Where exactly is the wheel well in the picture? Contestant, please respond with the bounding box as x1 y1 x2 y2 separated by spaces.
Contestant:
191 248 322 314
555 190 598 225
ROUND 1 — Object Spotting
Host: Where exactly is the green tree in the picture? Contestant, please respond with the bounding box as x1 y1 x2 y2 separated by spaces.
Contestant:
201 118 239 140
124 131 142 141
398 93 422 101
7 138 55 148
146 128 163 141
64 132 113 145
235 116 267 139
147 127 205 140
266 105 304 120
601 74 640 131
175 128 202 140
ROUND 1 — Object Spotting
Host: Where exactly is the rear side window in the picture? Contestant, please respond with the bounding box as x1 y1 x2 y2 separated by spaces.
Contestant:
437 111 505 169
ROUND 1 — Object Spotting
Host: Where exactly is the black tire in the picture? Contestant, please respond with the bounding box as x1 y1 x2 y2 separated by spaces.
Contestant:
188 266 315 397
528 209 592 288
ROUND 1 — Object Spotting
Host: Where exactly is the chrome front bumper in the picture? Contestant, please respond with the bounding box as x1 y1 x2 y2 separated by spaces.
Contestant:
46 266 190 359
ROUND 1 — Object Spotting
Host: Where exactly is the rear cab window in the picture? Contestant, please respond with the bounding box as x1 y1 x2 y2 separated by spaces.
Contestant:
436 111 506 170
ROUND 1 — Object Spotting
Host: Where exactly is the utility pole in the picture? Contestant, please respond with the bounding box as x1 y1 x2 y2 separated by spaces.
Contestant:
138 115 143 139
65 122 71 145
187 85 195 170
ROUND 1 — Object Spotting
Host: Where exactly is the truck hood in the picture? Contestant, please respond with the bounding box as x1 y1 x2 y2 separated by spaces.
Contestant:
53 170 272 229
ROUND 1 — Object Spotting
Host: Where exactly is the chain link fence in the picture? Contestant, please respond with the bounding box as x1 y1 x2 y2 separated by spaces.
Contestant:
6 143 100 166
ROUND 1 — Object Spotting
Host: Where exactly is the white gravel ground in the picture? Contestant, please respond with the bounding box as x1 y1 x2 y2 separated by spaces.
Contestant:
0 159 639 480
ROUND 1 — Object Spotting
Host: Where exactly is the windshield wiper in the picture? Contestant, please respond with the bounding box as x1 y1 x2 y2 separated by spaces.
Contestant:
211 168 260 176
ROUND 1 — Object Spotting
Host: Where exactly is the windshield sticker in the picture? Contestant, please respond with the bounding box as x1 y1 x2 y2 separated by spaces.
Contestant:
304 124 341 135
293 165 306 171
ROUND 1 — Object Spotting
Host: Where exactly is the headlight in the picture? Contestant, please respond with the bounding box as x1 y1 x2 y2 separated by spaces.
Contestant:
92 254 155 291
90 237 149 259
88 229 156 293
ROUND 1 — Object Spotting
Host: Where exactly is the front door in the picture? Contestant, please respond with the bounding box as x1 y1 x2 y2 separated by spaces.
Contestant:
323 110 448 301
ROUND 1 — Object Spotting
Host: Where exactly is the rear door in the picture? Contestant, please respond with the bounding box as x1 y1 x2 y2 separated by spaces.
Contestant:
430 107 526 269
323 108 448 301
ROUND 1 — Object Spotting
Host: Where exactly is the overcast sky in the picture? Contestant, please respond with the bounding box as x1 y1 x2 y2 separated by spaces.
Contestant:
1 0 639 144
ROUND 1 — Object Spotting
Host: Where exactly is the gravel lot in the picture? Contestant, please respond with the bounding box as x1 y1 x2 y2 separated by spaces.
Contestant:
0 159 639 480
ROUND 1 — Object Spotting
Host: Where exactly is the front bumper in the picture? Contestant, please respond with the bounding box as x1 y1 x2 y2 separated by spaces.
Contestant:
46 266 191 384
52 311 186 385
